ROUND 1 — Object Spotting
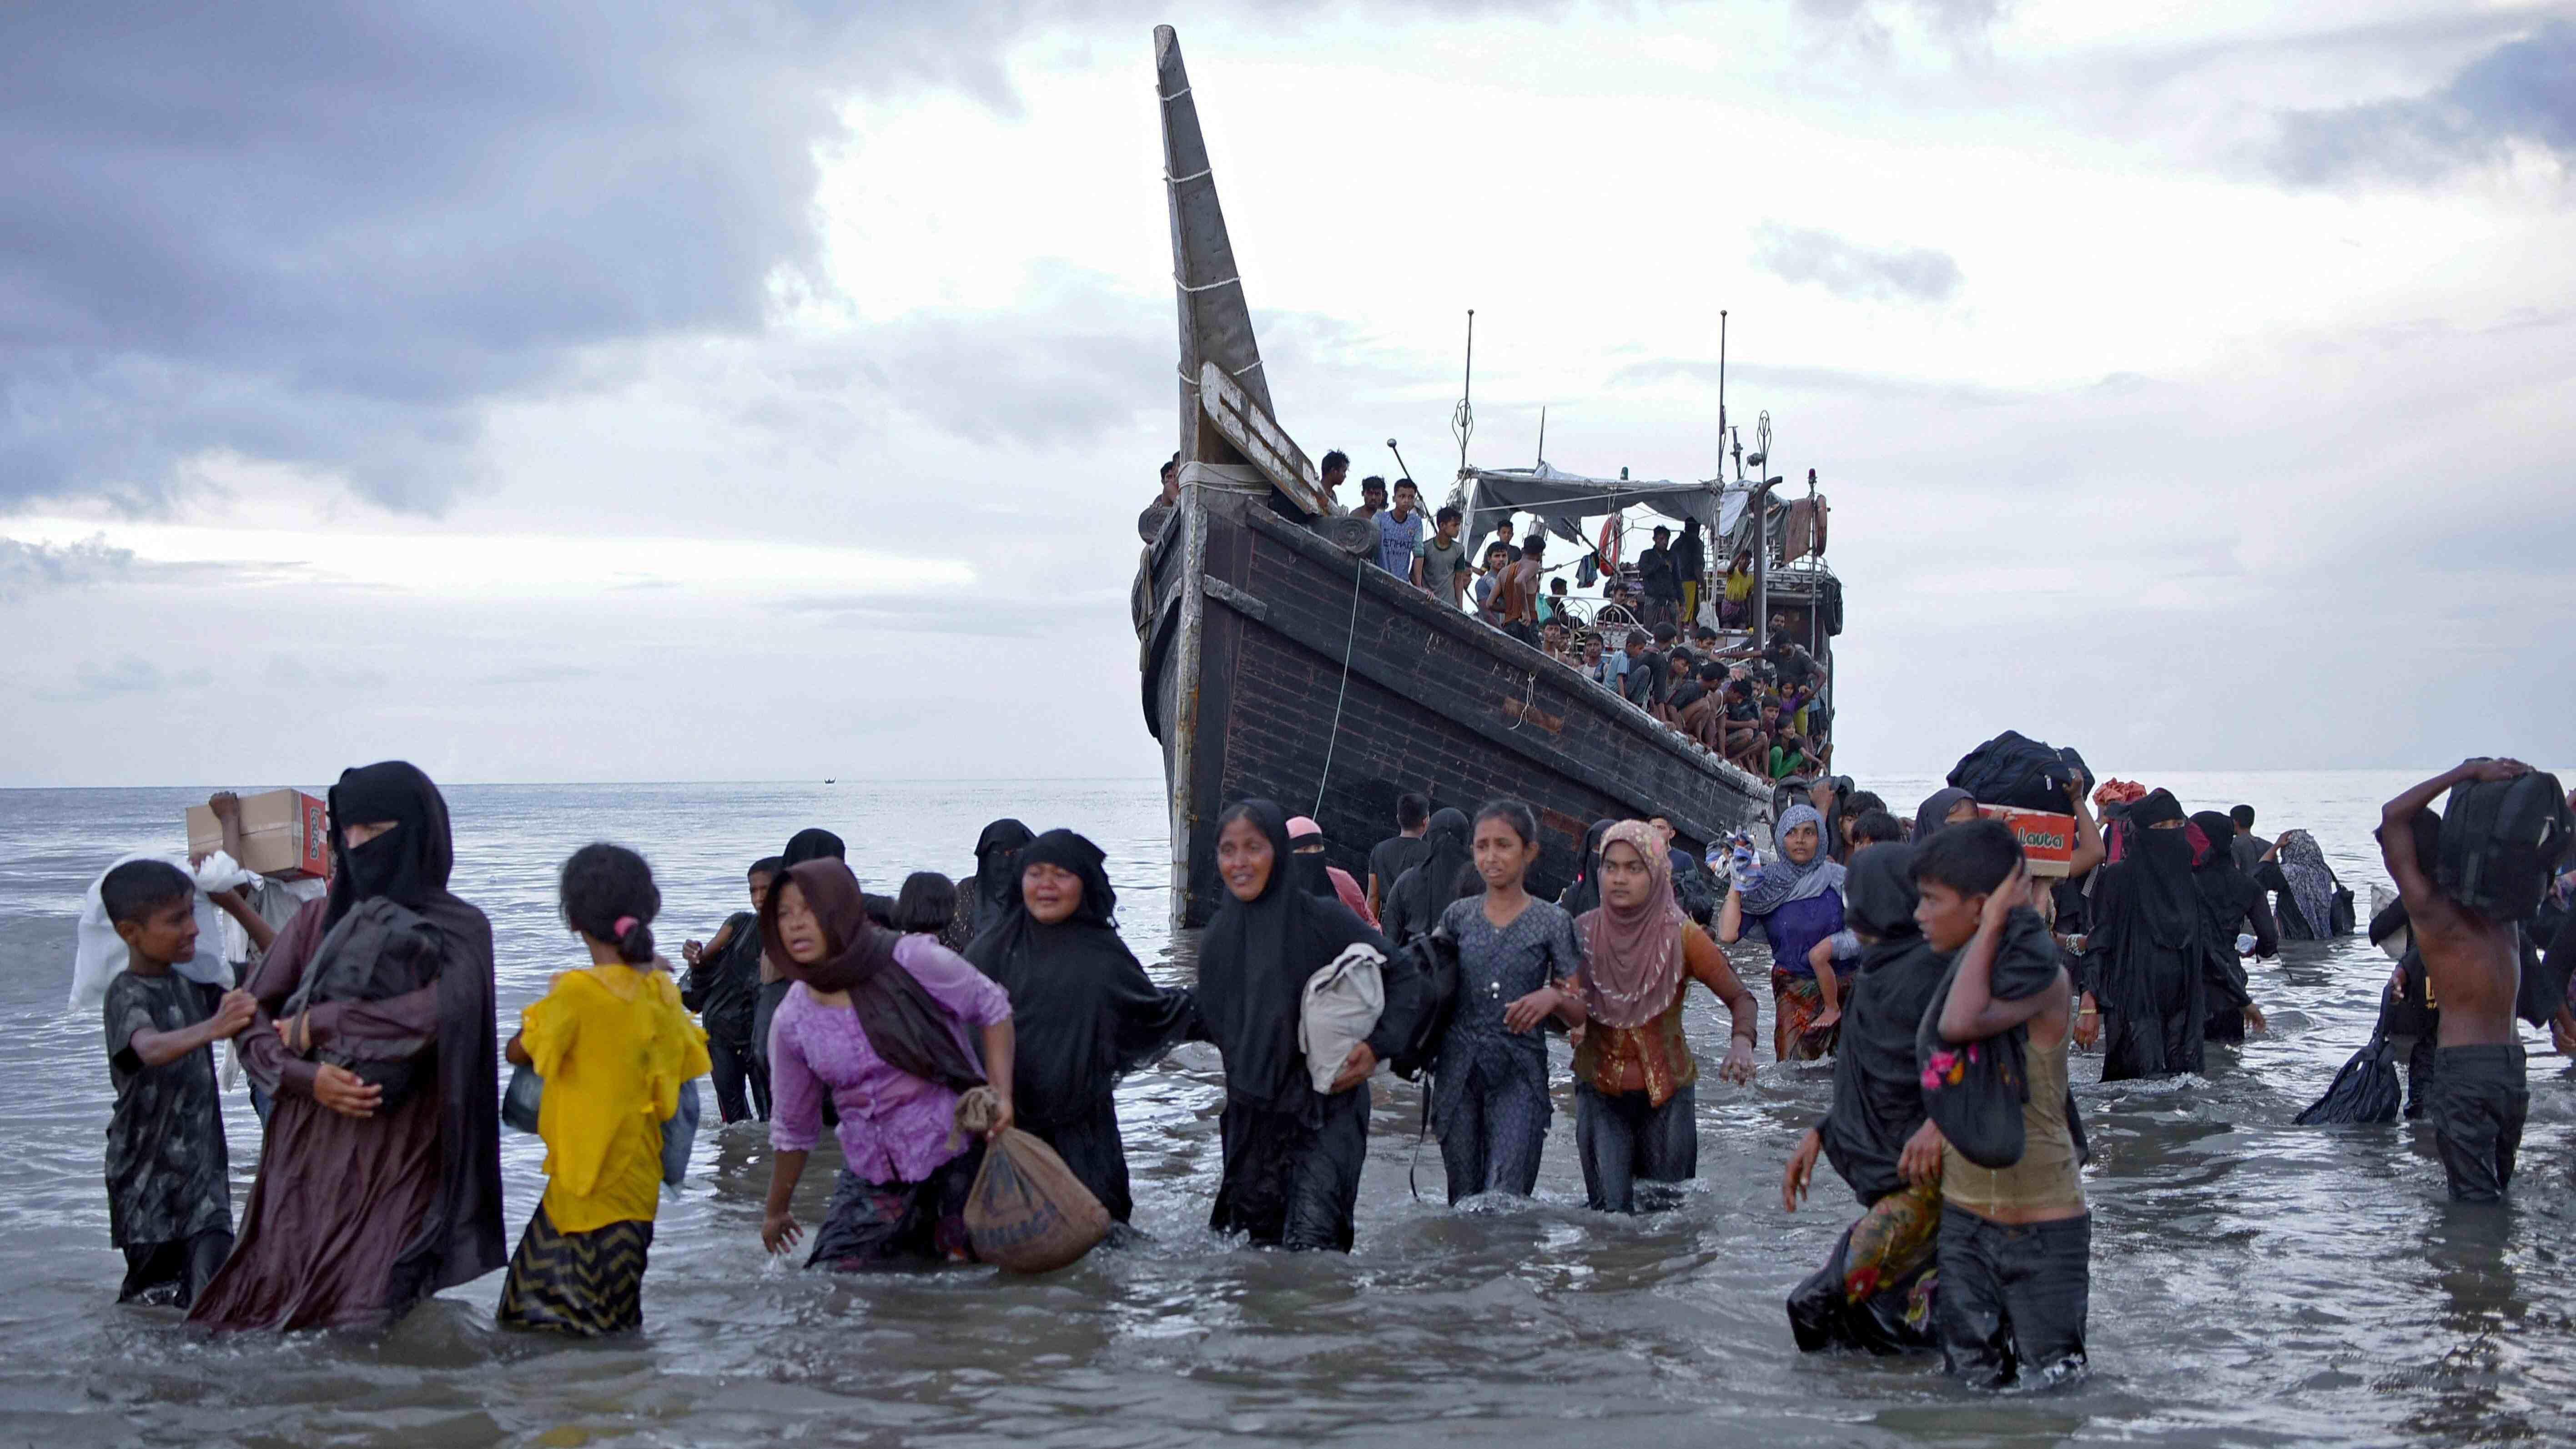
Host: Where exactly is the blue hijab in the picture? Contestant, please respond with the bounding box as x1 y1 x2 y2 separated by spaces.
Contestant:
1739 804 1846 916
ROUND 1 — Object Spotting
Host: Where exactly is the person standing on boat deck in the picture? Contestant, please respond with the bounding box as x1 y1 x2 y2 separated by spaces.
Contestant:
1366 793 1434 922
759 860 1016 1268
1354 475 1387 522
1572 821 1759 1213
1375 478 1424 578
1494 533 1547 646
1675 517 1708 628
1190 800 1424 1251
191 761 505 1332
1473 540 1514 626
2189 810 2274 1046
1319 449 1350 512
964 830 1193 1225
1432 800 1587 1205
1418 505 1469 607
1782 840 1946 1355
2380 758 2549 1202
1721 548 1756 628
1139 454 1181 543
1384 807 1478 948
1720 804 1847 1061
682 855 782 1124
1636 525 1680 631
2076 789 2209 1080
1288 815 1379 927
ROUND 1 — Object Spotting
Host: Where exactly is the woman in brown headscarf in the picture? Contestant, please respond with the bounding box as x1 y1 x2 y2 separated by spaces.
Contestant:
1570 821 1760 1213
757 860 1016 1268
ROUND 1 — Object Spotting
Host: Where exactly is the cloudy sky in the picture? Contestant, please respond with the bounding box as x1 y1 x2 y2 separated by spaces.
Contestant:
4 0 2571 789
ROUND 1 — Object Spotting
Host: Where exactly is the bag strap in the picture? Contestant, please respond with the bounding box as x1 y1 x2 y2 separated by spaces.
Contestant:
1405 1071 1435 1202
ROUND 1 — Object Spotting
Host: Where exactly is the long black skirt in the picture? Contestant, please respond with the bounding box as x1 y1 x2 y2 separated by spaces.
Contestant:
1210 1087 1368 1252
496 1204 652 1336
1027 1098 1134 1225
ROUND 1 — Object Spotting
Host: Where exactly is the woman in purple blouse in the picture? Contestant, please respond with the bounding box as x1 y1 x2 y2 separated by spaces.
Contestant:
756 860 1016 1268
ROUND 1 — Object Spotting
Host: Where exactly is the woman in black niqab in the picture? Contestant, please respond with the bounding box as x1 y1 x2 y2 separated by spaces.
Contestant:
1383 807 1477 947
192 760 503 1330
964 830 1192 1223
967 819 1035 936
1556 819 1621 918
2189 810 2274 1045
1192 800 1420 1250
2083 788 2208 1080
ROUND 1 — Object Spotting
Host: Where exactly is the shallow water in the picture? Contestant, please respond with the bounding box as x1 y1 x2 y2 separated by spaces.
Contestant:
0 772 2568 1447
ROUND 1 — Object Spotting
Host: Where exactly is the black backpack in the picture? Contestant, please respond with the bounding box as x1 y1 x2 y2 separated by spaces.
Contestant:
2438 768 2574 925
1947 731 2092 813
1387 925 1461 1082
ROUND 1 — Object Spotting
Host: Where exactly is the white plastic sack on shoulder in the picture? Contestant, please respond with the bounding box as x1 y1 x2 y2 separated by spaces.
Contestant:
69 851 236 1011
1298 942 1387 1093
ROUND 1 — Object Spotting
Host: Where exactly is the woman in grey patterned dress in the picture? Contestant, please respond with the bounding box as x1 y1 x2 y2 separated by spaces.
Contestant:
1432 799 1588 1204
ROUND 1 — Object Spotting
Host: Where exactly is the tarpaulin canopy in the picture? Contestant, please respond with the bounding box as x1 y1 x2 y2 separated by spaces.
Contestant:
1459 464 1736 556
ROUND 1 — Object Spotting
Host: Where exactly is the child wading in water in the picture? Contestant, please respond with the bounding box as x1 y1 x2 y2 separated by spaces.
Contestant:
1915 820 2088 1389
498 844 710 1335
99 860 258 1308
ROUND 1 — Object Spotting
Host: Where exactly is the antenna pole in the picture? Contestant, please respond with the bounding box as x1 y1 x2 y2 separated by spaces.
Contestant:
1535 405 1547 467
1451 309 1477 483
1717 309 1728 473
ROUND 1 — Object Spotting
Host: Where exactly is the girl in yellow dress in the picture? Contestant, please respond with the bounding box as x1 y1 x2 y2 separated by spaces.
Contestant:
498 844 710 1334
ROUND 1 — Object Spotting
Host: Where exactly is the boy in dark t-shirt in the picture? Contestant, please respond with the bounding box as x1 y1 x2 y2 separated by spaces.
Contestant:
98 860 255 1308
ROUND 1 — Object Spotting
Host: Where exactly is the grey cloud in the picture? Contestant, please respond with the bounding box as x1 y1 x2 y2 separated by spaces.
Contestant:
263 654 390 689
1747 223 1964 304
2269 20 2576 185
0 534 133 600
50 657 214 702
0 3 1572 518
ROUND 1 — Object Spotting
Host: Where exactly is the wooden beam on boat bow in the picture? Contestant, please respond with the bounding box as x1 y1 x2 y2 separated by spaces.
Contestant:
1199 360 1328 518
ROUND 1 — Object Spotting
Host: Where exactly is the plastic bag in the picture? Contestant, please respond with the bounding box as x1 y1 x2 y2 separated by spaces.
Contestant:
69 850 238 1011
1298 942 1387 1092
955 1087 1110 1273
2293 1035 2400 1125
502 1066 702 1190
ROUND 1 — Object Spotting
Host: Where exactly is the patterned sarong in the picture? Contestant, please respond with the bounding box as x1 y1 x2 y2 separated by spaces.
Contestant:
1772 969 1837 1062
496 1204 651 1336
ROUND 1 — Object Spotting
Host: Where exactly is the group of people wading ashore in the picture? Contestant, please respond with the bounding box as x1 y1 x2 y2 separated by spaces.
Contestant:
83 754 2575 1391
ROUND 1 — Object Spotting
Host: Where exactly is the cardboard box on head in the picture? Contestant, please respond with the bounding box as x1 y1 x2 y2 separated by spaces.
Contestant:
187 789 331 879
1978 805 2076 878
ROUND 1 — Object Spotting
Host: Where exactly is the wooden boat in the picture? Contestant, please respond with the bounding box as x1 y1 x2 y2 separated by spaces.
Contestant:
1138 26 1785 927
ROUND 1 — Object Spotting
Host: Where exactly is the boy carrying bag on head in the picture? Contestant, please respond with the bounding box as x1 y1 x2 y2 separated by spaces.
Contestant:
97 860 257 1308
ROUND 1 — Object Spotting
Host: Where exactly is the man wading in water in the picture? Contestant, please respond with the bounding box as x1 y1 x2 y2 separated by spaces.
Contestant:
2379 758 2538 1202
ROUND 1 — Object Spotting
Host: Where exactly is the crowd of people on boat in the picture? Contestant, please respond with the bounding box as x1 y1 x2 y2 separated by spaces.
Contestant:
1142 451 1838 780
78 753 2573 1392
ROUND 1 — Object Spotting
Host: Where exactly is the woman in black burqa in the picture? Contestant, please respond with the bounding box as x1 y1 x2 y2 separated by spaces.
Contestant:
1556 818 1621 918
1783 841 1946 1354
1192 800 1423 1250
2079 789 2208 1080
964 819 1035 937
2189 810 2274 1045
192 761 503 1330
964 829 1193 1224
1382 807 1477 948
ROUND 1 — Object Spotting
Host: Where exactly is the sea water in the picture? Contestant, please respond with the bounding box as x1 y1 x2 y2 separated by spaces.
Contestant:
0 772 2567 1446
